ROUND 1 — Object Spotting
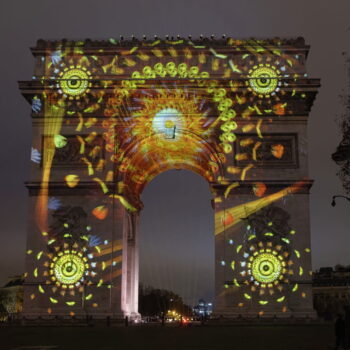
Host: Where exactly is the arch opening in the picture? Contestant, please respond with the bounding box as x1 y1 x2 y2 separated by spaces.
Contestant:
139 169 215 317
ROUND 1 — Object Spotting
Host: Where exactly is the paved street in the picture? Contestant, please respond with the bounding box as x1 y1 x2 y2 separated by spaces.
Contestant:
1 323 335 350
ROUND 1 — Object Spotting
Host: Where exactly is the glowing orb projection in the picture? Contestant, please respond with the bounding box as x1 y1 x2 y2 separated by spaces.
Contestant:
50 251 88 287
58 66 91 98
152 108 183 139
248 65 280 97
250 251 284 284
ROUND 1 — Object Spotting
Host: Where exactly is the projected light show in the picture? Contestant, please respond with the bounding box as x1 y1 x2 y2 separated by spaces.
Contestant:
19 37 319 319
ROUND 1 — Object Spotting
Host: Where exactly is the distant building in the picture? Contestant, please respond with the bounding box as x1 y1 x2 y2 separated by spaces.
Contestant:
192 299 213 317
0 275 24 320
313 266 350 320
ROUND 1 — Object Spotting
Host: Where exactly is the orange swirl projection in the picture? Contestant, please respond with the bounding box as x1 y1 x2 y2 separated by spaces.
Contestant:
215 180 307 235
103 84 229 202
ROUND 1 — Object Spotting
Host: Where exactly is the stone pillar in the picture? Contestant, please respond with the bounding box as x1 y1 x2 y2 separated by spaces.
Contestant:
121 211 140 320
213 182 316 318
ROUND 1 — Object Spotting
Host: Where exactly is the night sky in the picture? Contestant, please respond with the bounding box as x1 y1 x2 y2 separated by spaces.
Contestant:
0 0 349 306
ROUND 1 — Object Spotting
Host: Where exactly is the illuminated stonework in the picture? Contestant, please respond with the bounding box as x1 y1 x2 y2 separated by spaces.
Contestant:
50 251 88 287
249 251 284 285
20 37 320 318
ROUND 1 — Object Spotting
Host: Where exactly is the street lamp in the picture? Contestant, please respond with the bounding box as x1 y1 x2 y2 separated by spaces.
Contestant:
331 195 350 207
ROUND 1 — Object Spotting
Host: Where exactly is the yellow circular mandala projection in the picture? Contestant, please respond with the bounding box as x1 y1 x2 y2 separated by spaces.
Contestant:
249 252 283 284
248 65 279 96
59 67 91 98
50 251 88 287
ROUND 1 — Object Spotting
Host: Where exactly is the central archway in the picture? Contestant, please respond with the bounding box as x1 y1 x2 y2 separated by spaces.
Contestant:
119 131 223 318
139 169 214 314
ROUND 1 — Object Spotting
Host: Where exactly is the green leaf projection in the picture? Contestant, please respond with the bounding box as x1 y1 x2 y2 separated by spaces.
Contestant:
20 37 319 317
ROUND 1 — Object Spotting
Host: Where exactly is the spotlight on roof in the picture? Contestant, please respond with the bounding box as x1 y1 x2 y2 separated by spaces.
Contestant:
120 35 124 41
222 34 226 39
211 35 215 39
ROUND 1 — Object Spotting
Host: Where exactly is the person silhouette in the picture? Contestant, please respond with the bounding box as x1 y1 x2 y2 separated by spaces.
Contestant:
335 314 346 349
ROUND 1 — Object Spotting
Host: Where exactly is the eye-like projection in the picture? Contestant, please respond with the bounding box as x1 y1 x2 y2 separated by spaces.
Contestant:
248 65 280 97
58 66 91 98
50 251 88 287
249 251 284 284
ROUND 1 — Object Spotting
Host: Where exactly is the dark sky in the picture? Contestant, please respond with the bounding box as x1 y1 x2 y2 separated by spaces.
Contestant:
0 0 350 305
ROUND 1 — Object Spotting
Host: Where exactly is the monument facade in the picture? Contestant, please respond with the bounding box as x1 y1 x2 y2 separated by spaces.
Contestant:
19 37 320 318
